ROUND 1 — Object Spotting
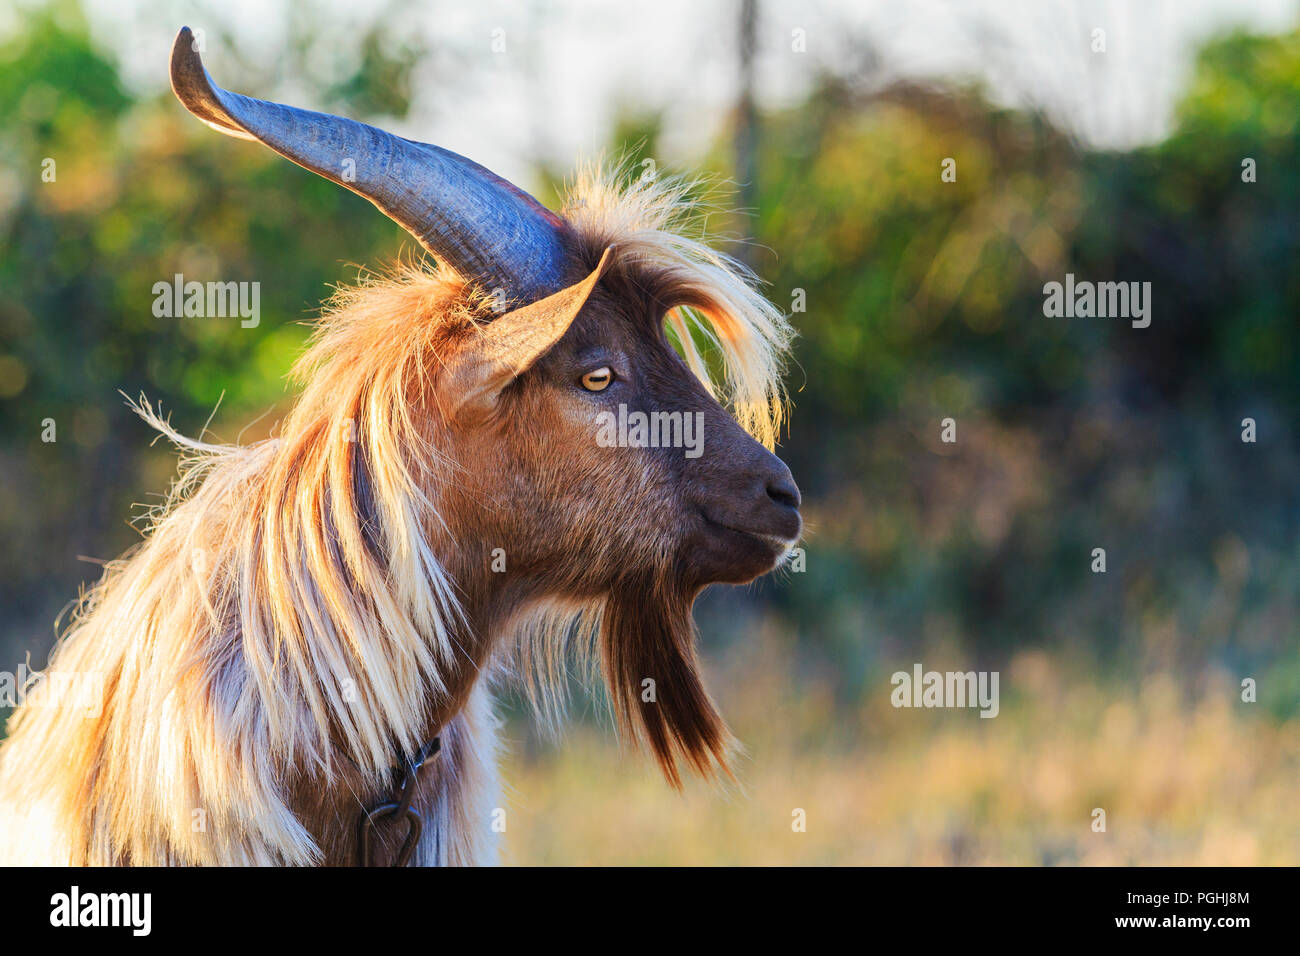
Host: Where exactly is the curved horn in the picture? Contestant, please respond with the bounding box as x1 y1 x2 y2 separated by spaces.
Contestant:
169 27 570 301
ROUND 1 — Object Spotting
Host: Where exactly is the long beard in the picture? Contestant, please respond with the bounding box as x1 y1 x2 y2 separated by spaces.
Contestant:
601 572 734 787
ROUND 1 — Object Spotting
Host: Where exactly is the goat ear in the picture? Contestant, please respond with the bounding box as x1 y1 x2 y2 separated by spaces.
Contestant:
445 248 613 420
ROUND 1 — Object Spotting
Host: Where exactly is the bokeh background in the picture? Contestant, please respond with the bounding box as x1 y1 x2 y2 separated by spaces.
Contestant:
2 0 1298 863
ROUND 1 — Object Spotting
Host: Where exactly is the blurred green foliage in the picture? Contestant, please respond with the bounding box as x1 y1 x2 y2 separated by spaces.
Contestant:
716 39 1300 707
0 5 417 650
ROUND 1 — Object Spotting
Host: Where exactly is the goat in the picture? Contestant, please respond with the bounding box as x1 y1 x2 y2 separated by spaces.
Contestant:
0 27 801 865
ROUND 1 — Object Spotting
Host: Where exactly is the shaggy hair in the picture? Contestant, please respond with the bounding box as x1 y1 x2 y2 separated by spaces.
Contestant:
0 163 793 865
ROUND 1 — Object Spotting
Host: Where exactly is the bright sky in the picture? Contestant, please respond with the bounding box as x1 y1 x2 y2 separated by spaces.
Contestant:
22 0 1300 186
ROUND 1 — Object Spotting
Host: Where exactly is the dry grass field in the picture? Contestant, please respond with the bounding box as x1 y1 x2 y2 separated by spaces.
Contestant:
500 628 1300 865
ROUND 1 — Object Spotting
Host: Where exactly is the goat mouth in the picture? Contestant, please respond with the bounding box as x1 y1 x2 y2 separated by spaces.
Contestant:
699 513 799 552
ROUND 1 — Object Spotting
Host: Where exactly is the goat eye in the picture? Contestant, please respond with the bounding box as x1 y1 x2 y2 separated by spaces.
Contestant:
580 366 613 392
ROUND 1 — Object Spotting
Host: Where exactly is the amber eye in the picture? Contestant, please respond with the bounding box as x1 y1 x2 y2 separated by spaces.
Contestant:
580 366 613 392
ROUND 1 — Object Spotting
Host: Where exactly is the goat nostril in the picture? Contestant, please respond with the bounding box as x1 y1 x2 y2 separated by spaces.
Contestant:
766 477 801 510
